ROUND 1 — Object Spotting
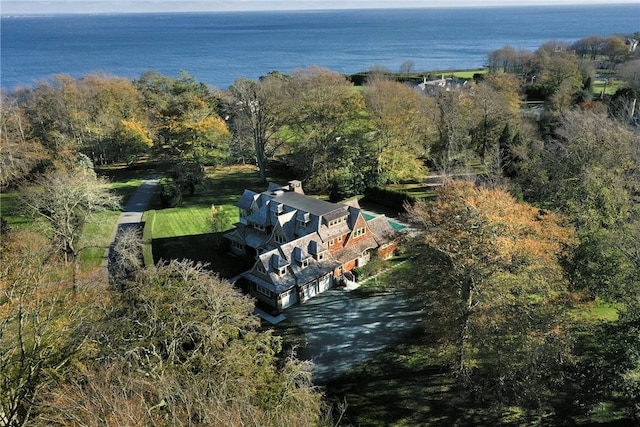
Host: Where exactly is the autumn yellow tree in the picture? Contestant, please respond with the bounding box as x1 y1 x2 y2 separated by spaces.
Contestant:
403 181 576 406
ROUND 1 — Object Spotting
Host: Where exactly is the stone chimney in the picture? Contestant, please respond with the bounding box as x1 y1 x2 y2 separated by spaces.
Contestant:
288 180 304 194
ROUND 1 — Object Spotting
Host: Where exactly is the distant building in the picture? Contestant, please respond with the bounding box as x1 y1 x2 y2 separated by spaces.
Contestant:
225 181 398 313
415 75 467 93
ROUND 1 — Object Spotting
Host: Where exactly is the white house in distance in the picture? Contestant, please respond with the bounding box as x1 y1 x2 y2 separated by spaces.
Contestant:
224 181 398 313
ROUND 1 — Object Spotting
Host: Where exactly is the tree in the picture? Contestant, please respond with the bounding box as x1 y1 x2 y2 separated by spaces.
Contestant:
603 35 631 64
18 167 120 261
431 89 476 176
0 90 49 188
76 74 150 165
469 73 521 164
0 230 103 427
36 261 325 426
572 35 606 60
170 158 205 196
363 77 432 183
536 54 583 112
108 225 144 286
135 71 230 163
403 181 576 406
226 73 289 184
544 110 640 301
285 67 367 192
618 60 640 92
20 75 86 157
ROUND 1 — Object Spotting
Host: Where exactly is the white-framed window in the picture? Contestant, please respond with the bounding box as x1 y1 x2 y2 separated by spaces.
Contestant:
256 285 271 297
329 238 335 246
253 223 265 231
337 235 343 242
318 252 324 261
353 227 366 238
278 267 287 275
279 288 293 300
328 217 346 227
274 233 286 244
232 241 244 250
301 258 309 268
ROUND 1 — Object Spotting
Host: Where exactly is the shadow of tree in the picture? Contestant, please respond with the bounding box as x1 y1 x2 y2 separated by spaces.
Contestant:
152 232 253 278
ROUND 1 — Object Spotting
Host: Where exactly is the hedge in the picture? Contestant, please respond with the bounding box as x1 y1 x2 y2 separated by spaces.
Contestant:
363 187 417 212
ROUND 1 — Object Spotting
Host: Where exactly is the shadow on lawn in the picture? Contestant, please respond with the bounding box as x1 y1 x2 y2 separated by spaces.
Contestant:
152 232 253 278
323 327 577 427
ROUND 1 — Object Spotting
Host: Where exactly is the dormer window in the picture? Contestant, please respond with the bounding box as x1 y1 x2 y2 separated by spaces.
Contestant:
329 239 335 246
274 233 286 244
301 258 310 268
271 202 284 215
328 216 347 227
278 267 287 275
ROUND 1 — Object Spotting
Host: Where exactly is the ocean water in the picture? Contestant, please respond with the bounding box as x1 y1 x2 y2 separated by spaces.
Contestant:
1 4 638 90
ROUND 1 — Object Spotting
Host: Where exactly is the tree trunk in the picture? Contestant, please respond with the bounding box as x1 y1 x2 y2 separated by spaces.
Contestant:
457 277 473 384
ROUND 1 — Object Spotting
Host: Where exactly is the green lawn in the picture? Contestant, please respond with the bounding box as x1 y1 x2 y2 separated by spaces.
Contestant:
592 79 622 96
147 165 279 276
1 166 153 272
452 68 488 79
77 209 121 271
148 165 265 239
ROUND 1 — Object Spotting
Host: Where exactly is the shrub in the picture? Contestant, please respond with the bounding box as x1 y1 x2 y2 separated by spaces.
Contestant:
160 181 182 208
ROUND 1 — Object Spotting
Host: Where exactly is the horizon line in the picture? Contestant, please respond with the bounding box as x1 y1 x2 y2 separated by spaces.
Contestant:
2 1 638 17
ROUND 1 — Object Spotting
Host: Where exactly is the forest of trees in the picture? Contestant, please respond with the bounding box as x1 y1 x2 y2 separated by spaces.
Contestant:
1 31 640 425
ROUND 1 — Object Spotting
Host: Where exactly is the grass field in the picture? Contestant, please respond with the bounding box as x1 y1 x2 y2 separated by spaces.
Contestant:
592 78 622 96
1 166 152 272
147 165 280 276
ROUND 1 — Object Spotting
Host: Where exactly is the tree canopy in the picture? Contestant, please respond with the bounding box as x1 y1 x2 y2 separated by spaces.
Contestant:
404 181 576 405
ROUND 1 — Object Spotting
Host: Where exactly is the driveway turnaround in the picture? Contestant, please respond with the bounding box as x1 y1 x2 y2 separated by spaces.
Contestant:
284 288 424 385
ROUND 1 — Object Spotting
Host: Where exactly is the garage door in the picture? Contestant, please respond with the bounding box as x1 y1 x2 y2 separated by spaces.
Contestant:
318 274 332 293
280 288 298 310
300 281 318 303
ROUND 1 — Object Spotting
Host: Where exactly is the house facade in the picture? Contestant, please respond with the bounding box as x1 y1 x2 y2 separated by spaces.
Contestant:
224 181 398 313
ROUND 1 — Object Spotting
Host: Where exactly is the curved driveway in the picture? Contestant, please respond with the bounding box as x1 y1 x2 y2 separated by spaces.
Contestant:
285 288 424 384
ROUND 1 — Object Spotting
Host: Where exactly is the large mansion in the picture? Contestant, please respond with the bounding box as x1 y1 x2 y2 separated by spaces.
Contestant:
224 181 398 313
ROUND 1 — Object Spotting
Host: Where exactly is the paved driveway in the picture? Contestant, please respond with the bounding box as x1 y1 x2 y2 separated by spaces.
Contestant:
285 288 424 384
103 176 160 270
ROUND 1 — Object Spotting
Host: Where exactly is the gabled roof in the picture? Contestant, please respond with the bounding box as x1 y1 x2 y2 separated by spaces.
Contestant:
347 205 362 229
237 189 259 210
366 215 397 245
274 210 297 241
245 203 270 226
